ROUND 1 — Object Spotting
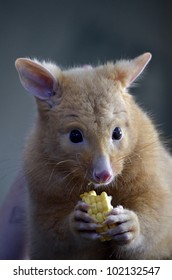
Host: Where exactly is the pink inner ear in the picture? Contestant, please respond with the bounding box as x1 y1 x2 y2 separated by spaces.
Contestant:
129 52 152 84
15 59 56 100
21 68 55 99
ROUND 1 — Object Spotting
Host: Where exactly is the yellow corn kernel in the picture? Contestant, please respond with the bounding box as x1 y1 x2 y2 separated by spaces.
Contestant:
80 190 115 241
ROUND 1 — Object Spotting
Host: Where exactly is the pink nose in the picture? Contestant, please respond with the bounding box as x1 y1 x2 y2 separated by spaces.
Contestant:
94 170 112 183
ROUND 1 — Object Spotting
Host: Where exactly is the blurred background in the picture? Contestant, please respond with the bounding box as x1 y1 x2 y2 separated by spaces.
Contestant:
0 0 172 205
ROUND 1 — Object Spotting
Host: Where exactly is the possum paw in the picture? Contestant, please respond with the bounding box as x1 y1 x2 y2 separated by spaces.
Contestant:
69 201 101 240
103 207 140 245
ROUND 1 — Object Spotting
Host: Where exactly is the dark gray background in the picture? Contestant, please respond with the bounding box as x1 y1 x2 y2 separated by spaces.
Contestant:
0 0 172 204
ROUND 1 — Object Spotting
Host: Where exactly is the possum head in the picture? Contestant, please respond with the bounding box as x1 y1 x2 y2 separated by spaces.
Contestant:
15 53 151 187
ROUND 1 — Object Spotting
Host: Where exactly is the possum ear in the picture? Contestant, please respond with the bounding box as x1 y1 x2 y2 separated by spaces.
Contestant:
114 52 152 88
15 58 58 100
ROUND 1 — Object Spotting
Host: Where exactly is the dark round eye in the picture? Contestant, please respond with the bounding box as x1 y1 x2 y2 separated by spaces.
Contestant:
112 127 122 140
69 130 83 143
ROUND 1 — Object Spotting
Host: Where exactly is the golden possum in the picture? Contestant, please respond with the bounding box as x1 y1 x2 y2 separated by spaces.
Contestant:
15 53 172 259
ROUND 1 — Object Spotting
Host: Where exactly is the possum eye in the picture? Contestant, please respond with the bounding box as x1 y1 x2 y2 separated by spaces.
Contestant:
112 127 122 140
69 130 83 143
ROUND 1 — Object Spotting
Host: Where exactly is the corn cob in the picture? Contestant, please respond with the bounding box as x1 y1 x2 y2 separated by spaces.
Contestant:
80 190 115 241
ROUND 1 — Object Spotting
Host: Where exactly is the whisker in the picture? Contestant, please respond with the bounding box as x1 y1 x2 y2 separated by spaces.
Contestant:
61 171 74 182
68 181 79 196
65 171 82 196
54 159 76 167
115 139 160 168
47 166 56 185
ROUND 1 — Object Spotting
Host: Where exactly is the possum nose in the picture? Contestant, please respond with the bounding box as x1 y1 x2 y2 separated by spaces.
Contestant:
94 170 112 183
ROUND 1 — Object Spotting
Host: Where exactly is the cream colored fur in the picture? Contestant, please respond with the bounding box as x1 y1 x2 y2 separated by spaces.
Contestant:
15 53 172 259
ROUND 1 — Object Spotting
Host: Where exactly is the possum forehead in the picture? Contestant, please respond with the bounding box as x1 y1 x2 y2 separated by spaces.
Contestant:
58 71 127 121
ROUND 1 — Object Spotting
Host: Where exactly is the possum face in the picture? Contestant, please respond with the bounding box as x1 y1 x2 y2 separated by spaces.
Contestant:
51 72 131 186
15 53 151 187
